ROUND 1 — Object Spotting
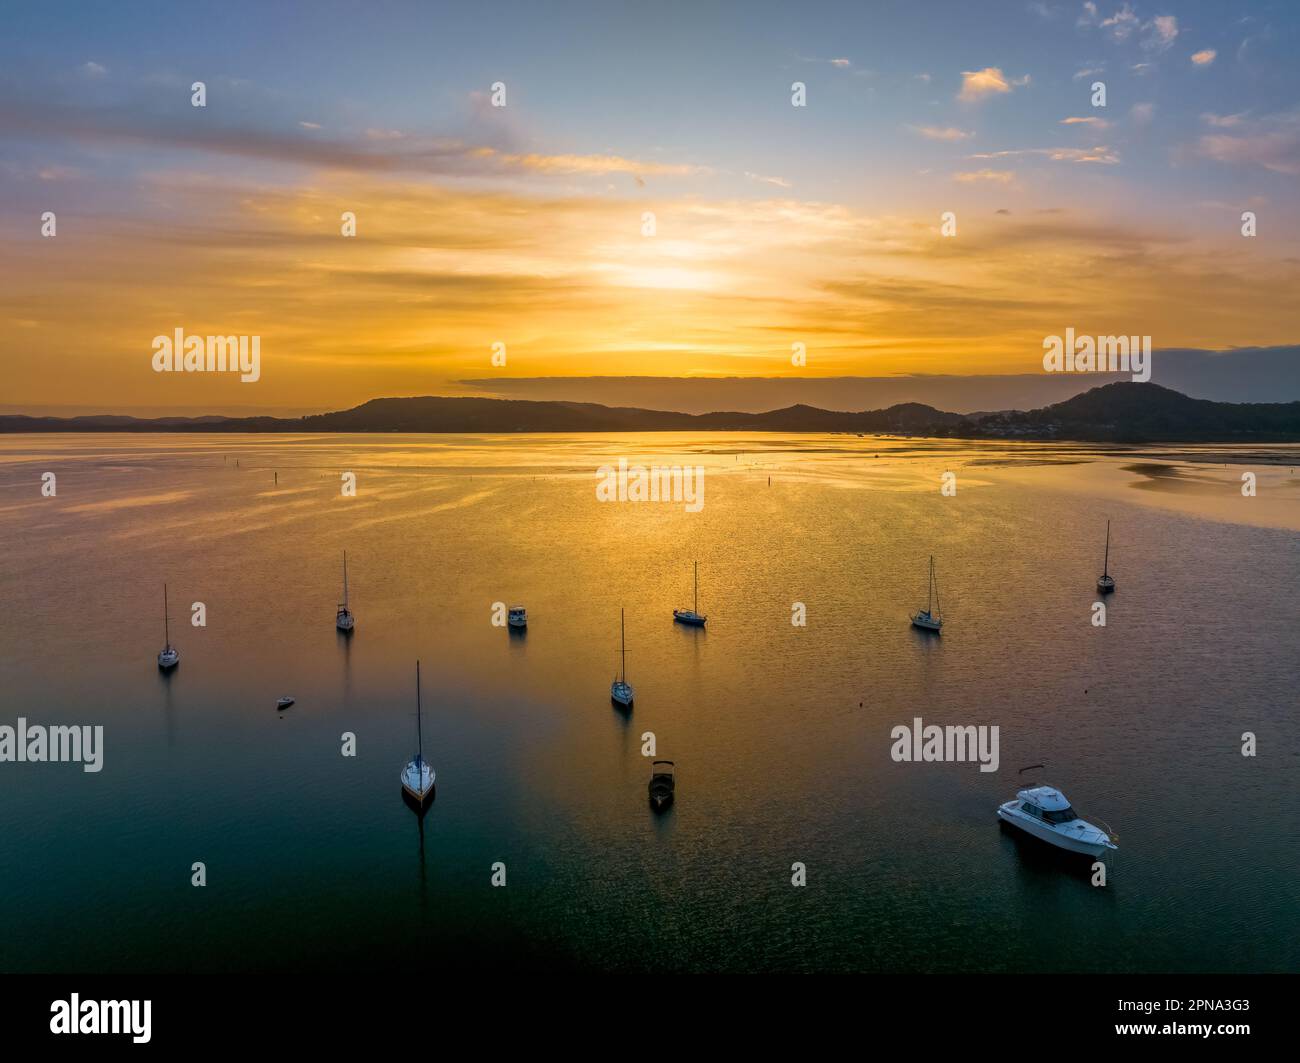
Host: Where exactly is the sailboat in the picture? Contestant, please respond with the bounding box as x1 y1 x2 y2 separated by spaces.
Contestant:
611 607 634 707
1097 520 1115 594
336 550 355 631
400 660 436 807
672 560 708 626
911 556 943 633
157 583 180 669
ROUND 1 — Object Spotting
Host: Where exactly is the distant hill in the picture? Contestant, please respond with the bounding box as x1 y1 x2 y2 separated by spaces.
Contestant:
961 382 1300 442
1 383 1297 442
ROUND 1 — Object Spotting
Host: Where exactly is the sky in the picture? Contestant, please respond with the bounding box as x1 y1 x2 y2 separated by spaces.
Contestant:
2 0 1298 414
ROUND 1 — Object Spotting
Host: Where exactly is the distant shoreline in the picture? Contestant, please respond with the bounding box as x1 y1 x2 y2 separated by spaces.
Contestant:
2 382 1299 445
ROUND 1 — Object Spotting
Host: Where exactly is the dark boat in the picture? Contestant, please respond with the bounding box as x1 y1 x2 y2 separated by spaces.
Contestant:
648 760 676 810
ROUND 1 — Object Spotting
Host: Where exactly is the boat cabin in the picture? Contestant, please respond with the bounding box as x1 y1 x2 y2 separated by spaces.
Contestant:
1015 786 1079 825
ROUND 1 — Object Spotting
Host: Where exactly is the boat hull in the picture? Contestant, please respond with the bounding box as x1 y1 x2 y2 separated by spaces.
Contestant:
397 764 434 805
1097 577 1115 594
611 683 634 707
673 611 706 626
157 651 179 670
911 613 941 633
997 803 1115 859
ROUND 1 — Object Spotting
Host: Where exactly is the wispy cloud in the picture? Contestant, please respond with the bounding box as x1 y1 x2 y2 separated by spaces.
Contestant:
1197 110 1300 174
1190 48 1217 66
1060 116 1110 128
908 125 974 141
953 169 1015 183
969 146 1119 164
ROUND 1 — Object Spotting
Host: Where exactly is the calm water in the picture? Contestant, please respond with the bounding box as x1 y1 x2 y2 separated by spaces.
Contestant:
0 433 1297 973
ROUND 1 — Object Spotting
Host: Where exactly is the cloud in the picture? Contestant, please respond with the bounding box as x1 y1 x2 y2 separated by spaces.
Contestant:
957 67 1027 102
81 61 107 77
1201 112 1245 128
0 95 705 182
908 125 974 141
830 58 852 68
969 146 1119 164
1073 64 1105 80
1100 4 1140 40
744 172 792 189
1079 5 1178 52
1060 116 1110 128
1197 110 1300 175
1131 102 1155 125
298 121 323 130
953 169 1015 183
1190 48 1217 66
1142 14 1178 52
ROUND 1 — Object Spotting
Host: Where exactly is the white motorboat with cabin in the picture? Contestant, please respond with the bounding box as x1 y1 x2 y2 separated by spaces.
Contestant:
672 560 708 626
911 555 943 632
1097 520 1115 594
610 607 634 707
507 606 527 629
997 784 1117 859
157 583 179 670
336 550 355 631
401 660 436 807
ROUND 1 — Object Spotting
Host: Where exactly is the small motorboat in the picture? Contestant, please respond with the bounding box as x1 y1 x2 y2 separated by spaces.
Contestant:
672 560 707 626
1097 520 1115 594
911 555 943 633
610 607 634 707
507 606 527 629
336 550 356 631
648 760 675 810
997 784 1117 859
157 583 180 670
276 696 295 710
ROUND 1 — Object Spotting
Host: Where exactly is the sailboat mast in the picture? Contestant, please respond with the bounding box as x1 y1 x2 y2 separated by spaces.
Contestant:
415 660 423 764
927 557 934 614
343 551 349 606
621 608 626 681
693 560 698 614
1103 520 1110 577
163 583 170 646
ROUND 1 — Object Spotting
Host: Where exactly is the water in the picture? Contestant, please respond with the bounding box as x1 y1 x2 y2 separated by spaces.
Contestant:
0 433 1297 973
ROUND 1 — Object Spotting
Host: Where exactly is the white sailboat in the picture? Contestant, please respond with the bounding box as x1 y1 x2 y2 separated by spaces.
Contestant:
336 550 355 631
672 560 708 626
157 582 179 669
400 660 436 807
1097 520 1115 594
911 555 943 633
611 607 634 707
